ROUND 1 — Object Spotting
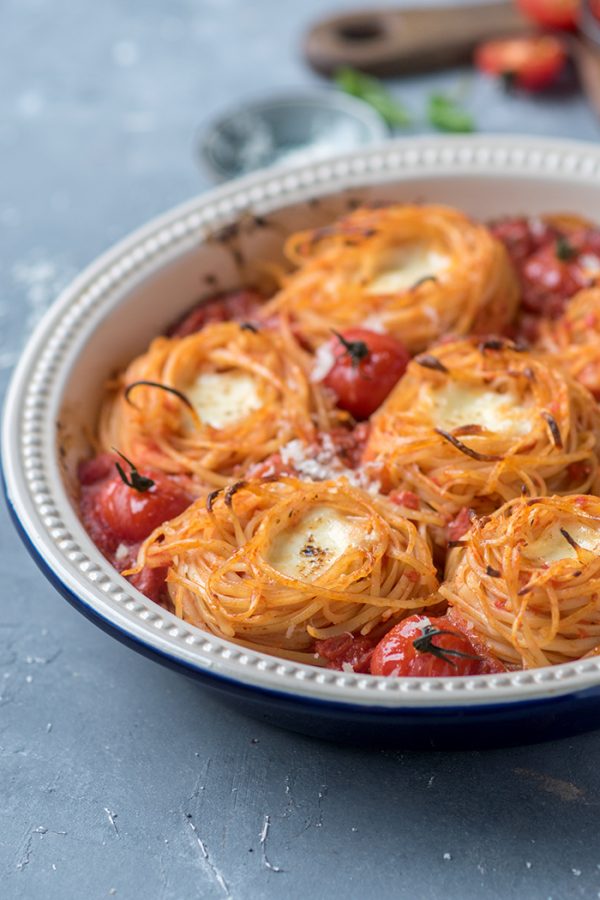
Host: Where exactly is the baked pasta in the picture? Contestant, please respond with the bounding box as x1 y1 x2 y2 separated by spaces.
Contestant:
77 202 600 677
364 336 600 520
263 204 520 352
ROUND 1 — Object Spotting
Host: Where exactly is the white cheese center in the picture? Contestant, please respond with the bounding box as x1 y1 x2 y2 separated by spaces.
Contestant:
525 521 600 564
428 383 530 437
366 244 448 295
186 371 262 429
267 505 358 582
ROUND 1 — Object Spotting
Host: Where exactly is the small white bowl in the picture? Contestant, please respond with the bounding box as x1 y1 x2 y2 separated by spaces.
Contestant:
5 135 600 748
198 89 389 181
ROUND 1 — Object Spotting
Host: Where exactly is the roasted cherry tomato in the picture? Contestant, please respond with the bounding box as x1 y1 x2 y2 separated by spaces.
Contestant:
80 453 191 545
168 289 264 338
521 243 589 317
517 0 579 31
521 233 600 317
489 216 558 266
475 35 567 91
97 470 191 543
319 328 410 420
370 615 501 678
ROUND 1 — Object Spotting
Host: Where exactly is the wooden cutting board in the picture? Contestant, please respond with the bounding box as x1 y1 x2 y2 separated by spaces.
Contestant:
304 2 531 77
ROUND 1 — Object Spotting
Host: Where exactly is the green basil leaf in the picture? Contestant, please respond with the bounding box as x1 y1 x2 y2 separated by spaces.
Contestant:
334 66 412 127
427 92 475 133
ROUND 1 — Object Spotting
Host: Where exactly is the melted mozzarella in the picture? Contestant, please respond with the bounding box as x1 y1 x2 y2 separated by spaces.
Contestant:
186 371 262 429
525 521 600 564
267 505 358 582
429 383 530 437
366 244 448 295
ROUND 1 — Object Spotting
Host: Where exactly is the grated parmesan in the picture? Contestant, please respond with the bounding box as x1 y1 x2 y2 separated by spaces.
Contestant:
311 342 336 382
114 542 130 561
278 437 381 495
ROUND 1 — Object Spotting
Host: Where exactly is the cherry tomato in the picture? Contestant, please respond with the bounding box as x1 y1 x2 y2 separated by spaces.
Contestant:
168 289 264 338
315 633 375 673
80 453 191 545
521 233 600 317
475 35 567 91
489 216 558 266
96 469 191 543
517 0 580 31
319 328 410 420
370 615 501 678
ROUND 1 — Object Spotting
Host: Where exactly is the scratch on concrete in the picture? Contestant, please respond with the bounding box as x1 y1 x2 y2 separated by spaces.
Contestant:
514 768 587 803
315 784 328 829
16 832 34 871
186 815 230 898
260 815 284 873
25 649 62 665
104 808 119 836
14 825 66 871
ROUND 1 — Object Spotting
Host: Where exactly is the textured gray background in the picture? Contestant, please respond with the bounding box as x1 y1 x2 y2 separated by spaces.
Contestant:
3 1 600 898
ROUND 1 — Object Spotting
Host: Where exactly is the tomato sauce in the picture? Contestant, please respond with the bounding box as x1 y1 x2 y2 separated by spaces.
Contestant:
168 289 265 338
315 633 375 673
491 217 600 337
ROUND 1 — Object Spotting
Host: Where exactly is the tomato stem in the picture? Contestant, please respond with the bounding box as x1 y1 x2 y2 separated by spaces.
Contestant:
112 448 155 493
331 330 370 367
555 236 576 261
412 625 481 667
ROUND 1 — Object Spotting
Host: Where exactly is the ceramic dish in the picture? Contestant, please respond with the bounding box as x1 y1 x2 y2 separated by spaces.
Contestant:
6 135 600 749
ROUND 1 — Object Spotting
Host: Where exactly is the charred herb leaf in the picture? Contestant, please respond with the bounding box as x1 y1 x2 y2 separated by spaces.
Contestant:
435 428 502 462
125 380 195 413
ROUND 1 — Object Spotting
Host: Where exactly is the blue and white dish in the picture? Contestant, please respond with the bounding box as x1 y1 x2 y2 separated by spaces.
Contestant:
5 135 600 748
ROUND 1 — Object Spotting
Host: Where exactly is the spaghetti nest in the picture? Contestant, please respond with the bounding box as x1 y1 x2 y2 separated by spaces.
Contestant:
364 337 600 521
99 321 339 489
262 204 519 352
440 495 600 668
537 287 600 399
134 477 439 661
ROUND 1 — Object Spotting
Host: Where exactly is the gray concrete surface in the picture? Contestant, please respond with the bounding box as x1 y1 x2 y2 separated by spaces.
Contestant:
3 1 600 897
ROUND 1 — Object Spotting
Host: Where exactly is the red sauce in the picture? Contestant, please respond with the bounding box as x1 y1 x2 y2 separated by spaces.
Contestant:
168 289 264 338
491 217 600 335
389 490 420 510
447 507 474 543
315 633 375 673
